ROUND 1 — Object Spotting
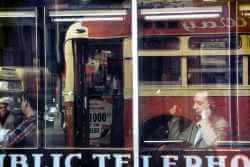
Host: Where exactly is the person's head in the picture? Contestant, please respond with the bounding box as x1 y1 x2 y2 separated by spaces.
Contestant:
193 91 211 116
0 97 13 119
21 93 36 117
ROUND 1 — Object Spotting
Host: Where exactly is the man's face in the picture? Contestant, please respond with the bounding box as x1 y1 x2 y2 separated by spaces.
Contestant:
0 103 8 119
21 97 27 112
193 92 209 116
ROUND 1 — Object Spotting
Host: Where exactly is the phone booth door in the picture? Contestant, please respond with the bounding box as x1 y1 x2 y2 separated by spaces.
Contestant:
74 39 123 147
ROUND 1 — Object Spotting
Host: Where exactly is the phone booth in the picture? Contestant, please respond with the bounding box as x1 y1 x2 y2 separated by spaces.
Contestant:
62 13 130 147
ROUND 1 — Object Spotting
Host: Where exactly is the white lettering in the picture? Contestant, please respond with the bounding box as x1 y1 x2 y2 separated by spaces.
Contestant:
221 18 236 28
206 156 227 167
182 21 196 32
161 155 178 167
0 153 249 167
184 155 202 167
65 153 82 167
231 155 250 167
182 17 247 32
0 154 6 167
10 154 28 167
51 154 63 167
113 154 131 167
92 154 111 167
32 154 43 167
204 21 218 29
141 155 152 167
200 22 210 29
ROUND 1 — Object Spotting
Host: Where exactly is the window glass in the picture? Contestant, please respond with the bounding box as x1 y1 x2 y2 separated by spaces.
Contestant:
139 56 181 85
0 81 8 90
189 36 241 50
139 36 179 50
0 9 38 148
139 1 249 161
45 10 130 149
0 80 22 90
0 15 35 66
188 56 242 84
45 12 74 147
77 40 124 147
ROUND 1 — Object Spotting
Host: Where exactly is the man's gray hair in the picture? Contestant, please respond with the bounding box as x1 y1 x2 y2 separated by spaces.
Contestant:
195 91 216 111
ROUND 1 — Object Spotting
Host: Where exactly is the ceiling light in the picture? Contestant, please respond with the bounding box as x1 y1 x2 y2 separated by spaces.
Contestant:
0 11 36 18
144 13 220 21
49 10 127 17
52 17 124 22
141 6 222 15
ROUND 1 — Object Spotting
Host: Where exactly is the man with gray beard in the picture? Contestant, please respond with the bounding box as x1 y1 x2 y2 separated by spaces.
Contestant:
167 91 229 148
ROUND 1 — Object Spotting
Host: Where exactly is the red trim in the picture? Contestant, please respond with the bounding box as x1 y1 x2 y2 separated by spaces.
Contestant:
141 16 250 35
81 15 130 38
79 5 250 37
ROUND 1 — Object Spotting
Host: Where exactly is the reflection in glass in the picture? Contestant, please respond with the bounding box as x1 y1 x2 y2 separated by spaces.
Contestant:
189 36 241 50
139 56 181 85
139 36 179 50
45 18 126 148
188 56 242 85
0 9 38 148
0 19 35 66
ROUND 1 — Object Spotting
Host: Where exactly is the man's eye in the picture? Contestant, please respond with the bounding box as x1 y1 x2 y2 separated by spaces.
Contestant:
196 102 203 105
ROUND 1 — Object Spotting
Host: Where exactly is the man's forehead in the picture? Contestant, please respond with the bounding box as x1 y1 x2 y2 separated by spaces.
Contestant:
194 92 208 101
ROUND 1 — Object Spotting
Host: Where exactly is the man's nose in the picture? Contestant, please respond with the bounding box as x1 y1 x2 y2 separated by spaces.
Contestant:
193 103 197 109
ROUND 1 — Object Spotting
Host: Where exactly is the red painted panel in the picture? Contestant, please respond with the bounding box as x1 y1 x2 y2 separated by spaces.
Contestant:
124 100 132 147
81 16 250 38
237 97 250 140
124 96 250 147
81 16 130 38
142 17 250 35
139 96 234 121
64 101 75 147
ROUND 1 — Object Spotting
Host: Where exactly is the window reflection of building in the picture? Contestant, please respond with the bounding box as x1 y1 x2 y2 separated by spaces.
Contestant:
0 24 35 67
139 56 181 85
188 56 243 85
86 49 111 88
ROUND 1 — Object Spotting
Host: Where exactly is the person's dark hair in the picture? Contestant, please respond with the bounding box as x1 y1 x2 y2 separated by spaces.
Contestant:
22 91 37 110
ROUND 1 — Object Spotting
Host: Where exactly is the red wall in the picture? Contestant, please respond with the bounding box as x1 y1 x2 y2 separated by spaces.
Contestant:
124 96 250 147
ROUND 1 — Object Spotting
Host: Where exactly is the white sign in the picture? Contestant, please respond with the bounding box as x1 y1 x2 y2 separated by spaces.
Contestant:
89 99 112 146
